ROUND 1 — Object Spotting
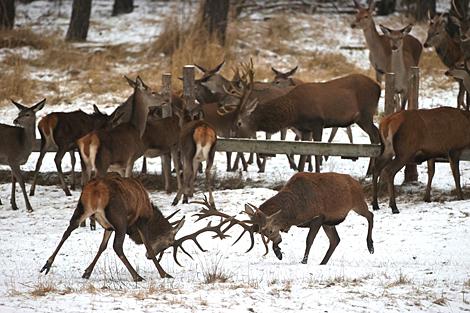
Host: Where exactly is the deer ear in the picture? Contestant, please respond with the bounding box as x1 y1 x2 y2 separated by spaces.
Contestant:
93 104 102 114
32 98 46 112
287 66 299 77
244 98 258 115
194 63 207 73
368 0 375 12
135 76 147 90
403 23 413 35
379 24 390 36
125 75 137 88
11 100 26 111
245 204 255 216
213 60 226 73
271 67 281 76
451 16 461 27
353 0 362 9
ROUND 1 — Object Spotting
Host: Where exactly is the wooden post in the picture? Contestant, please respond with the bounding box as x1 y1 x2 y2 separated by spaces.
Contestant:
162 73 172 118
404 67 420 182
384 72 395 116
183 65 195 111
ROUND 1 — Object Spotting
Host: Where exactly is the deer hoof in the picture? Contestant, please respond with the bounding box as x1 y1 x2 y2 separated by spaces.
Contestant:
134 275 144 282
171 199 179 206
65 189 72 197
391 207 400 214
29 190 35 197
82 271 91 279
274 248 282 260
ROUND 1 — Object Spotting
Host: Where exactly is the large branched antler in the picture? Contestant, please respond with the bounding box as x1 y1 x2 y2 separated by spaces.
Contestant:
191 195 256 253
171 218 231 267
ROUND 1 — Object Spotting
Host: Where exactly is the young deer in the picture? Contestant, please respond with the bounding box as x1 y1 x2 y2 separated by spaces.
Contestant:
424 12 467 110
244 172 374 264
40 175 227 281
78 76 166 184
29 105 113 197
380 24 416 111
171 103 217 208
372 107 470 214
352 0 422 84
0 99 45 212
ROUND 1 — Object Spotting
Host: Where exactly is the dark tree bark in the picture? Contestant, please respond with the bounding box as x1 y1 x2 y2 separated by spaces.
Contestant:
65 0 92 42
201 0 230 45
112 0 133 16
402 0 435 21
0 0 15 30
375 0 396 16
448 0 470 40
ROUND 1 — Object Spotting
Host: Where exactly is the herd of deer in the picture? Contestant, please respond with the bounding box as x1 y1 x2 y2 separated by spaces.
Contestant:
1 1 470 281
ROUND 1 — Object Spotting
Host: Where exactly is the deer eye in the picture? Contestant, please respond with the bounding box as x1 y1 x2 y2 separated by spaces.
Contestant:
364 15 368 19
238 122 242 127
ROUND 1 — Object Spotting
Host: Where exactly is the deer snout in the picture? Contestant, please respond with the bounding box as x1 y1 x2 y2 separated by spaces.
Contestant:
445 70 452 77
423 42 429 48
391 45 398 51
461 35 469 42
351 23 357 28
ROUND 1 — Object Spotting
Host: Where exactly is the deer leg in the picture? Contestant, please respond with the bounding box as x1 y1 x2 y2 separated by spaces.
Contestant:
188 160 199 200
324 127 339 162
171 148 182 191
400 92 408 111
272 239 283 260
375 71 383 85
10 173 18 211
79 154 92 187
320 225 340 265
205 151 216 208
30 137 49 196
172 157 191 206
424 159 436 202
383 159 405 214
356 118 381 176
353 200 374 254
112 226 143 282
258 155 267 173
10 163 32 212
448 151 464 200
280 128 287 141
141 156 147 174
466 89 470 111
136 220 172 279
162 154 172 194
226 152 233 171
82 230 113 279
301 216 324 264
457 81 465 110
371 136 395 211
239 153 248 172
55 147 72 196
70 150 76 191
40 203 87 275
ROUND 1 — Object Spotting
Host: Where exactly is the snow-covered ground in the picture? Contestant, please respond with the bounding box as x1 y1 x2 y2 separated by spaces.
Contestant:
0 1 469 312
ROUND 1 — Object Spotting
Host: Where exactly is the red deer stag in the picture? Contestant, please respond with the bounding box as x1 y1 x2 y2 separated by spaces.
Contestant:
78 76 166 184
450 0 470 59
372 107 470 214
379 23 417 111
243 172 374 264
0 99 45 212
171 102 217 208
351 0 422 84
424 11 467 110
270 66 354 147
40 175 228 281
29 105 113 197
229 69 381 175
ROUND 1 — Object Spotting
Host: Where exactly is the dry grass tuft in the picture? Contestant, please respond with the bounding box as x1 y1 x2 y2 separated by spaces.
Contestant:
0 54 38 104
30 278 59 297
0 28 55 50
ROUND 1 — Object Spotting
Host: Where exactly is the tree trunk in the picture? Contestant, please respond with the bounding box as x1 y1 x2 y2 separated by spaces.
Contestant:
201 0 230 45
0 0 15 30
112 0 133 16
65 0 92 42
375 0 396 16
448 0 469 40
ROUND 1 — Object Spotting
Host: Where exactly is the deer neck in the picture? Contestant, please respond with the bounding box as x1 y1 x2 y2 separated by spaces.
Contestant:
437 34 462 68
363 21 388 59
129 89 149 137
256 99 295 133
390 49 408 90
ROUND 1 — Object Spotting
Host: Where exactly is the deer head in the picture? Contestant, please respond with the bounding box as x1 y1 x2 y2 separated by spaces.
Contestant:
380 24 413 52
270 66 299 87
351 0 376 29
424 11 447 48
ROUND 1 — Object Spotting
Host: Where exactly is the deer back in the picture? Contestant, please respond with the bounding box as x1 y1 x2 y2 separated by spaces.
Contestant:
380 107 470 160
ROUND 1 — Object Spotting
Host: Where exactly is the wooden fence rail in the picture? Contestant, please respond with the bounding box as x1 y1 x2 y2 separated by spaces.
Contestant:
31 139 470 162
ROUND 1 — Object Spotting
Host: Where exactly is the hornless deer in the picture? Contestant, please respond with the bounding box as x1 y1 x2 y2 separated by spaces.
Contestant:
0 99 45 212
194 60 231 105
270 66 354 145
40 175 228 281
372 107 470 214
243 172 374 264
424 12 468 110
29 105 113 197
380 24 416 111
229 71 381 175
78 76 166 184
171 103 217 208
351 0 422 84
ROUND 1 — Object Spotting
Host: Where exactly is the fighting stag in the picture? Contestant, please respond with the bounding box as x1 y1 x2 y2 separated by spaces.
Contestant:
242 172 374 264
40 175 229 281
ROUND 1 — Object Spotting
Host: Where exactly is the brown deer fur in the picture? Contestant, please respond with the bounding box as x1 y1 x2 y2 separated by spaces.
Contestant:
231 73 381 174
40 175 184 281
372 107 470 214
246 172 374 264
0 99 45 212
30 106 113 197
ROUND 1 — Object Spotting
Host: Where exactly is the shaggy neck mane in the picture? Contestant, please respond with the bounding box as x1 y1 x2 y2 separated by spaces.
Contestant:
255 97 297 134
128 204 172 244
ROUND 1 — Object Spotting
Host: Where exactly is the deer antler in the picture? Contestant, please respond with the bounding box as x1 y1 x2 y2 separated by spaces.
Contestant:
191 195 256 253
171 218 230 267
452 0 464 19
